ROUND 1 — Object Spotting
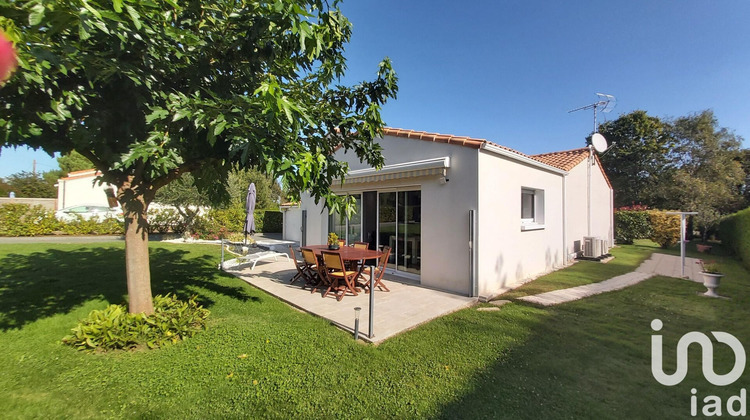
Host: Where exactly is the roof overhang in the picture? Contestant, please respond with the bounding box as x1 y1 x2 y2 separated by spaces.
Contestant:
338 156 450 185
481 143 568 175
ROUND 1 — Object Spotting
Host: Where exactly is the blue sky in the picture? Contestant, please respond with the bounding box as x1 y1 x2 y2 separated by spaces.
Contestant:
2 0 748 177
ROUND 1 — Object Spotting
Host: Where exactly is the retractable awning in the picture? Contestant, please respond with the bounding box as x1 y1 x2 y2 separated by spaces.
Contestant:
340 156 450 184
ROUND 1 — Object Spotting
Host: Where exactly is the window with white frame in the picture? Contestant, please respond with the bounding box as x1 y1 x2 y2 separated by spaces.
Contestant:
521 188 545 230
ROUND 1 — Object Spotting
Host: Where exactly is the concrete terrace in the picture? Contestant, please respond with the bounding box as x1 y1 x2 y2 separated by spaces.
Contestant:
225 259 477 344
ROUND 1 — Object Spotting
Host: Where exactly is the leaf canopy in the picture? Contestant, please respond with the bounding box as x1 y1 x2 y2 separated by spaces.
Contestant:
0 0 398 208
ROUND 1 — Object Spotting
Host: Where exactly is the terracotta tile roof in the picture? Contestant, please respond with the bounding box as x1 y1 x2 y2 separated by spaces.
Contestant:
60 169 100 181
382 127 530 157
531 147 612 189
531 148 589 171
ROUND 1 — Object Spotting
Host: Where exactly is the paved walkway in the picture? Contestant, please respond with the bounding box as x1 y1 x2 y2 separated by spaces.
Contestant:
226 259 476 344
518 253 702 306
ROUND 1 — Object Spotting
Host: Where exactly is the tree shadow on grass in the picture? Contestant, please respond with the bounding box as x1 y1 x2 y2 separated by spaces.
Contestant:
0 247 256 331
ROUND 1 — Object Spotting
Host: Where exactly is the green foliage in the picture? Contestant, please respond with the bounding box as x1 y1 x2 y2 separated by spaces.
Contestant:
0 203 123 236
614 210 653 244
648 210 681 248
698 260 722 274
0 203 60 236
147 207 185 234
57 150 94 174
719 207 750 271
598 111 674 208
189 207 282 239
4 171 56 198
327 231 339 245
664 111 747 240
1 0 398 311
62 294 209 352
261 210 283 233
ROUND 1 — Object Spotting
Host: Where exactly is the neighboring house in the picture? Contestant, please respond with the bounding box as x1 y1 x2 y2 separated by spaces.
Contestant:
56 169 118 210
283 127 613 300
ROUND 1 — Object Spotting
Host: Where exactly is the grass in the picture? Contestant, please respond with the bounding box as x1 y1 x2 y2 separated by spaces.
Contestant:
1 240 749 418
500 239 658 299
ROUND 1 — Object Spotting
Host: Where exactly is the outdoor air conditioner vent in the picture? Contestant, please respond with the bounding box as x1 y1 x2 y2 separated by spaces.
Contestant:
583 236 597 258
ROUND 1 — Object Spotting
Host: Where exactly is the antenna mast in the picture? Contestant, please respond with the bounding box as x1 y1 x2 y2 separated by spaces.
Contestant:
568 93 616 133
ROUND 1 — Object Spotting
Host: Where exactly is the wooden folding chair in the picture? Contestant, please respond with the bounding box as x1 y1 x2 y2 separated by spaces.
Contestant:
288 246 312 286
320 250 359 301
361 246 391 292
300 248 323 292
352 241 369 249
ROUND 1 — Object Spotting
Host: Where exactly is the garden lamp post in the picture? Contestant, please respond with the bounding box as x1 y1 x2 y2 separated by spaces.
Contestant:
353 307 362 341
666 211 698 278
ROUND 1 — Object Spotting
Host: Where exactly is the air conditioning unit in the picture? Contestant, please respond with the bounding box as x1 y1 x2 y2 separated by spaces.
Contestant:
599 239 609 255
583 236 597 258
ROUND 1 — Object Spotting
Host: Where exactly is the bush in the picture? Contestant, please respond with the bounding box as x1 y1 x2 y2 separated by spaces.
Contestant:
614 210 652 244
0 203 61 236
0 203 124 236
648 210 681 248
62 294 210 352
148 207 185 234
719 207 750 271
261 210 283 233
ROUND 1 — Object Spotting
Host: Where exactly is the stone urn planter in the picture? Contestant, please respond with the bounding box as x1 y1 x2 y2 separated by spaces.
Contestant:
701 272 723 298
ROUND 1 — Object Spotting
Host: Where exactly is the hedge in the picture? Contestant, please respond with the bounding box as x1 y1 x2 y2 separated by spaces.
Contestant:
0 203 124 236
614 210 652 244
648 210 681 248
0 203 282 238
719 207 750 271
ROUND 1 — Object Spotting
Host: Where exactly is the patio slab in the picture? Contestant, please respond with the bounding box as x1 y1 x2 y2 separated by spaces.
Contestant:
225 259 477 344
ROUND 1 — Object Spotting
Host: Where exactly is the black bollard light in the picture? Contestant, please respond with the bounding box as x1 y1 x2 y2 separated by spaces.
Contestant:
354 307 362 341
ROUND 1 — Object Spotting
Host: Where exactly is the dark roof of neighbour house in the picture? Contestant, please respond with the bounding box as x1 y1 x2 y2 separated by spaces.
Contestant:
381 127 612 188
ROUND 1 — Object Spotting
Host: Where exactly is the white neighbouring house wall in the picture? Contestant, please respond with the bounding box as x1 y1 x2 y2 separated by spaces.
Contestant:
564 154 614 259
56 169 118 210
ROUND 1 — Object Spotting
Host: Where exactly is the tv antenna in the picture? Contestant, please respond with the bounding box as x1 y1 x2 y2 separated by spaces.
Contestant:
568 93 616 134
569 93 616 238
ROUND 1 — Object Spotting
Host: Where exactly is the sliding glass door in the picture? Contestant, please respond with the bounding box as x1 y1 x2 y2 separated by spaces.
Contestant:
379 190 421 275
328 194 362 243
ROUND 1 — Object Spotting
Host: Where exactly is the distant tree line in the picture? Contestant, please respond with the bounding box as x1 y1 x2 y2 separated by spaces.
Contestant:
597 109 749 240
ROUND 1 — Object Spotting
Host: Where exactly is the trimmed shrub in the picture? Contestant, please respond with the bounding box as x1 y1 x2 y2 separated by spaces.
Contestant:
719 207 750 271
148 207 185 234
62 294 210 352
0 203 61 236
261 210 283 233
614 210 652 244
648 210 681 248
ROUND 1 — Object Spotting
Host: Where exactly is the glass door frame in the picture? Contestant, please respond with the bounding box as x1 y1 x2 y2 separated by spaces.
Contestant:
329 187 422 281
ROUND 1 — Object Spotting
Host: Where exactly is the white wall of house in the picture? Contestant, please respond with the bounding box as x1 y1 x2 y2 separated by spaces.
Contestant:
295 134 479 295
56 170 116 210
564 157 614 258
281 205 303 244
476 151 566 298
290 132 613 298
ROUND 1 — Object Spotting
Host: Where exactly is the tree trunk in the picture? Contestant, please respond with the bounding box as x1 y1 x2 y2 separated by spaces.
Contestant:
119 178 154 315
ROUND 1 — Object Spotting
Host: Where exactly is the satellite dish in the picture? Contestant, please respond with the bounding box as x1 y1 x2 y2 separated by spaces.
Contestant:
591 133 608 153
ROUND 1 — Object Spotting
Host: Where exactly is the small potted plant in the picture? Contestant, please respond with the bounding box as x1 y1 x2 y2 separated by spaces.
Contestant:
697 260 723 297
327 232 340 250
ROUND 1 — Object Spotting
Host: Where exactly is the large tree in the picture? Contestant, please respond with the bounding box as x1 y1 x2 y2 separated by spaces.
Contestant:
665 110 746 240
0 0 398 314
597 110 674 208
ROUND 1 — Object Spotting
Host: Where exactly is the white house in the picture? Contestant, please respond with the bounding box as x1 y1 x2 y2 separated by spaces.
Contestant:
56 169 118 210
283 127 613 299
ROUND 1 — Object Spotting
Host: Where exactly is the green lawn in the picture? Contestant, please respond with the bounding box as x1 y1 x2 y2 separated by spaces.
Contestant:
500 239 658 300
1 241 749 418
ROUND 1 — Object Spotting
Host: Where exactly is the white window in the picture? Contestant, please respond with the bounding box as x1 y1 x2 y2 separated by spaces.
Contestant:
521 188 545 231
